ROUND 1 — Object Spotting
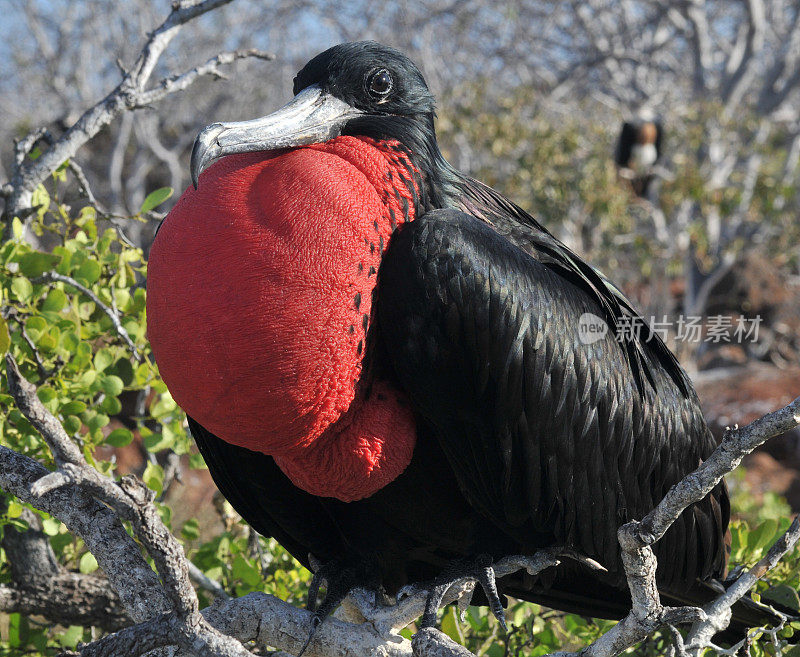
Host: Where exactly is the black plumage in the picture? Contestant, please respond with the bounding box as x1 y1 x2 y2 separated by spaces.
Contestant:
184 42 732 624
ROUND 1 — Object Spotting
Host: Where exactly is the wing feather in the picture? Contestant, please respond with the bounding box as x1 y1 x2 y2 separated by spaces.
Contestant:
378 208 728 587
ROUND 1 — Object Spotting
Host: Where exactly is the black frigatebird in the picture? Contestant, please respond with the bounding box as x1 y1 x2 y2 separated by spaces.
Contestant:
615 112 663 199
147 41 759 639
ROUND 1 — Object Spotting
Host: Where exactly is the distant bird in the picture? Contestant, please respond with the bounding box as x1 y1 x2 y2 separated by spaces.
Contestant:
615 113 662 199
147 42 757 638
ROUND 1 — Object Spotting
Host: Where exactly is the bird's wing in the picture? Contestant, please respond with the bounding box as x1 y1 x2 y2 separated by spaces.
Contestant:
377 209 728 587
456 177 690 398
614 122 638 167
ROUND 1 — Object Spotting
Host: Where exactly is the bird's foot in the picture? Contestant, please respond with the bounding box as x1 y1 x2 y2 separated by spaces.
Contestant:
298 554 381 656
420 554 507 631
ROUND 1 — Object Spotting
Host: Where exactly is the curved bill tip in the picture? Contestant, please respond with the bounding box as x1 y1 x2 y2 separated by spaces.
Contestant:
190 123 225 189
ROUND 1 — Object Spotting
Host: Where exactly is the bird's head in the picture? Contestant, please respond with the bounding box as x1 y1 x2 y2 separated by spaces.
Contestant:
191 41 437 188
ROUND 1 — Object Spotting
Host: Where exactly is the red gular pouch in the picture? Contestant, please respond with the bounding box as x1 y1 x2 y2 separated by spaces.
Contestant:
147 136 420 501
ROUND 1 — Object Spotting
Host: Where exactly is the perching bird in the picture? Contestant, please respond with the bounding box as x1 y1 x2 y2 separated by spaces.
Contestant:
614 113 662 199
148 42 753 637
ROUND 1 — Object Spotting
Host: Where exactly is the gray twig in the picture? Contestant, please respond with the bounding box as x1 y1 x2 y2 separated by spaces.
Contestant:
685 517 800 654
32 271 141 361
137 48 275 106
2 0 270 221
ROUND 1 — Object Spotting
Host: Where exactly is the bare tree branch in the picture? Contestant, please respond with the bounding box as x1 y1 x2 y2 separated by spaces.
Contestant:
0 445 171 623
2 0 269 220
136 48 275 106
0 573 130 632
4 351 255 657
685 517 800 655
635 395 800 547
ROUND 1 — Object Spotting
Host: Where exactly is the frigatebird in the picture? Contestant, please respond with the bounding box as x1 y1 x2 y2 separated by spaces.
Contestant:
614 113 663 199
147 42 737 635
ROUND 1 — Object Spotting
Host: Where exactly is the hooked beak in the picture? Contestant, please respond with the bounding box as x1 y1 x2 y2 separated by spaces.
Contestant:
190 84 363 188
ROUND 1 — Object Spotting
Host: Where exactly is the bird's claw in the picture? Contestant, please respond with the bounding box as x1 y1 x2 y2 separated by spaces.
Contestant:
421 554 507 631
299 555 381 656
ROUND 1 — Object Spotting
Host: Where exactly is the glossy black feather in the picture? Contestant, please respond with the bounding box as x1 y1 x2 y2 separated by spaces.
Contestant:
377 208 728 589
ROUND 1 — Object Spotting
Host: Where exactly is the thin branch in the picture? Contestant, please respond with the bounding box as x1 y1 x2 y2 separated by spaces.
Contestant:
635 395 800 547
188 561 230 601
67 157 146 248
2 0 270 219
685 516 800 653
0 573 130 632
681 0 713 94
137 48 275 106
721 0 766 114
2 308 53 380
32 271 141 361
5 353 84 466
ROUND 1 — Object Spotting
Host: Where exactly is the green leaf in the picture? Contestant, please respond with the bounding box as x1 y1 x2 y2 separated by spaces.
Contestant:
79 551 98 574
94 348 114 372
42 517 62 536
58 625 84 649
42 287 68 311
106 428 134 447
75 206 97 227
61 330 80 353
189 452 207 469
18 251 59 277
748 519 779 553
763 584 800 612
11 277 33 302
7 501 24 519
143 461 164 495
11 216 24 240
182 518 200 541
31 184 50 216
37 385 59 412
151 393 177 417
232 553 262 587
0 315 10 355
37 386 57 403
61 400 87 415
140 187 173 214
74 259 102 285
111 357 135 385
100 394 122 415
101 374 124 397
8 613 25 648
63 415 82 435
86 413 109 433
157 501 173 526
440 606 464 645
144 431 173 453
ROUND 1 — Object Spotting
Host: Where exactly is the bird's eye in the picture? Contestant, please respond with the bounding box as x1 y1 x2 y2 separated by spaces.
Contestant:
368 69 393 97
